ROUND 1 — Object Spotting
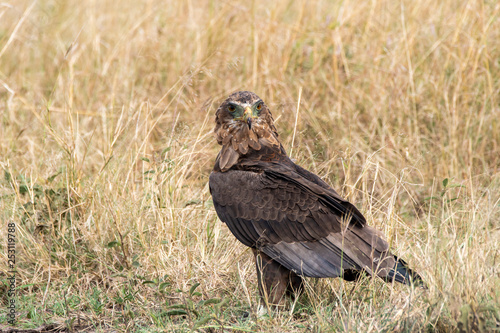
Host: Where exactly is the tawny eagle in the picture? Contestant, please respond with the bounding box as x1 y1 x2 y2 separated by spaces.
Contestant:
209 91 422 304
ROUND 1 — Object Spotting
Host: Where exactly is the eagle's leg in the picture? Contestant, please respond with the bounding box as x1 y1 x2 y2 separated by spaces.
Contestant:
252 249 303 306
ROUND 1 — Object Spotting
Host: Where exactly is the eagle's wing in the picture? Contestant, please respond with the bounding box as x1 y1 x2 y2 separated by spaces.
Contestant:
209 163 396 279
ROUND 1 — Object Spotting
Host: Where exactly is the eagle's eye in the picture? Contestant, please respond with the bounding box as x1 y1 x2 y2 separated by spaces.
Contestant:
228 105 236 112
256 103 262 111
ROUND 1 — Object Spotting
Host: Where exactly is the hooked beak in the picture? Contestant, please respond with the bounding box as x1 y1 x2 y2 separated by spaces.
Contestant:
243 107 253 129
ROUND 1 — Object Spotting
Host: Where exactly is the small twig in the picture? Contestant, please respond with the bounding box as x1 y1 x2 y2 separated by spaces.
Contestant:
63 291 73 333
107 197 130 269
41 254 52 307
290 87 303 158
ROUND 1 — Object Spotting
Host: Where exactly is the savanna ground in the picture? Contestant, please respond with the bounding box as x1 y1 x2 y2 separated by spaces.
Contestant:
0 0 499 332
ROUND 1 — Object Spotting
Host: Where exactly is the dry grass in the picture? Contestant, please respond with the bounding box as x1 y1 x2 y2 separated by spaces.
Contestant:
0 0 499 331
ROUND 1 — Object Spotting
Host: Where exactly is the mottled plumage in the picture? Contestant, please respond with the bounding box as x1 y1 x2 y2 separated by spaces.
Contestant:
209 91 423 305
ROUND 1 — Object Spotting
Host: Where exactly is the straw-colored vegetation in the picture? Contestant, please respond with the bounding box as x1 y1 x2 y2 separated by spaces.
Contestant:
1 0 499 331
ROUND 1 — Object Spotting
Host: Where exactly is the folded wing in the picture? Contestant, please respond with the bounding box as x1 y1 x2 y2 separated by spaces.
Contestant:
209 163 397 279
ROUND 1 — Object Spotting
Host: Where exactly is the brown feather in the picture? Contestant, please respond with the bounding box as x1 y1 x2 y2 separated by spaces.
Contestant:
248 130 261 150
238 142 249 155
231 137 239 151
219 145 239 172
248 138 261 150
222 133 232 146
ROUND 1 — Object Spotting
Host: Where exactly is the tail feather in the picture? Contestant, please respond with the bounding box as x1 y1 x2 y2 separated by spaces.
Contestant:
385 256 426 287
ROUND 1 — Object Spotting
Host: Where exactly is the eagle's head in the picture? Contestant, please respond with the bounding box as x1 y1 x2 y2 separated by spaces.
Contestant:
214 91 280 171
